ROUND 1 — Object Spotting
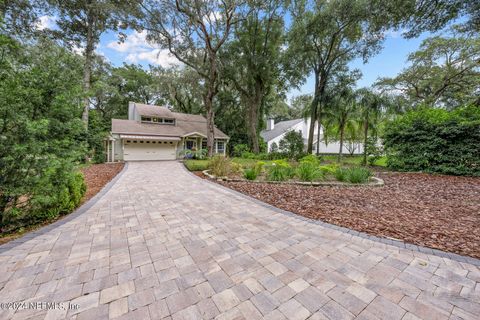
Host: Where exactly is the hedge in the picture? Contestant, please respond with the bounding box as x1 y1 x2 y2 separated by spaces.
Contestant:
383 106 480 176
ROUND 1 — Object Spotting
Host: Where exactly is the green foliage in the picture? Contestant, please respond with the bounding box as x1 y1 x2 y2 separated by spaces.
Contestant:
383 106 480 176
365 137 383 166
296 162 323 182
184 160 210 171
270 142 278 152
243 167 259 180
279 130 304 160
345 167 372 183
300 154 320 166
241 151 257 159
266 160 292 181
0 37 87 232
319 164 339 176
334 168 349 182
233 144 250 157
209 156 231 177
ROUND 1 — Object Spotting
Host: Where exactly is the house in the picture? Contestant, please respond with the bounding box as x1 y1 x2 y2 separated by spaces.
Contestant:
106 102 229 161
260 118 364 154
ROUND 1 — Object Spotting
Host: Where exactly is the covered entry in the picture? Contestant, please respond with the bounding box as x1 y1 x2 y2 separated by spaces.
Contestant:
121 135 180 161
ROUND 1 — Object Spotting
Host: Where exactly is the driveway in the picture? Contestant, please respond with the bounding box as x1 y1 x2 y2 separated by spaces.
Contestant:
0 161 479 320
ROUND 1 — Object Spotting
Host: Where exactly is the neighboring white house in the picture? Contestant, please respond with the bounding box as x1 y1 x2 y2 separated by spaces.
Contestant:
260 118 364 155
106 102 229 161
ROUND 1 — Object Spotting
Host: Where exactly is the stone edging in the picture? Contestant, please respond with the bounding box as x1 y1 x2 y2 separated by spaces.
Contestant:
183 163 480 266
202 169 384 187
0 162 129 253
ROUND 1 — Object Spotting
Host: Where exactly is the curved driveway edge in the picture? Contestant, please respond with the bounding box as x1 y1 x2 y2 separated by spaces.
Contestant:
0 161 478 320
188 166 480 267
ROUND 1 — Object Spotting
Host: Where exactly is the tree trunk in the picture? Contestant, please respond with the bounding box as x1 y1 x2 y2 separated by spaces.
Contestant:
316 113 322 156
307 72 326 153
338 124 345 162
363 118 369 166
205 56 218 157
246 80 263 153
82 16 94 128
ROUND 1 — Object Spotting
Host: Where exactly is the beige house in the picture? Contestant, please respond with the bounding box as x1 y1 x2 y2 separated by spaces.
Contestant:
106 102 229 161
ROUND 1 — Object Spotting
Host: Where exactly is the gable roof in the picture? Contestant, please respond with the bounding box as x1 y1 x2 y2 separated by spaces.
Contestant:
260 119 303 142
112 103 229 139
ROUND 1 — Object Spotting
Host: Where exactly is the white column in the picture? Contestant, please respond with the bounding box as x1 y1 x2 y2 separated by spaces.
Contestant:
106 141 110 162
111 139 115 162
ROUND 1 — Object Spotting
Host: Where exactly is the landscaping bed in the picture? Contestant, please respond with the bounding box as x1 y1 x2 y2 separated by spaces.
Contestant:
80 162 125 204
217 172 480 258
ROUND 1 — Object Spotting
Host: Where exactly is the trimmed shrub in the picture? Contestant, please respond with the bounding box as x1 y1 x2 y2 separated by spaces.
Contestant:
383 106 480 176
209 155 231 177
184 160 210 171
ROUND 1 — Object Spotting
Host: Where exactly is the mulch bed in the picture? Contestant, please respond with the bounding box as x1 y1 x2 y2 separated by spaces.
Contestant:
215 172 480 258
80 162 124 204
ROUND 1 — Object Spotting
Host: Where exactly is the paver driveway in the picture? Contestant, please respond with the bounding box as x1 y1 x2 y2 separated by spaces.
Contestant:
0 161 479 320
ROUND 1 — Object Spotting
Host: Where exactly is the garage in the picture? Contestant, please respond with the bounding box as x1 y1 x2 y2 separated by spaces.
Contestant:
123 139 177 161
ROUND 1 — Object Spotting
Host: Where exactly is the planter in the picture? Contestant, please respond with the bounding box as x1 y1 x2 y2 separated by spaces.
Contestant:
202 170 384 187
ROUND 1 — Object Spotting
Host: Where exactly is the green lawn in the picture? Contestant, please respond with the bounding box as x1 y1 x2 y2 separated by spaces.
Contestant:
184 159 210 171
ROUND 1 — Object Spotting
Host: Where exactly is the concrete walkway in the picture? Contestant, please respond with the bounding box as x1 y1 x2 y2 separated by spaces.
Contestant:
0 161 479 320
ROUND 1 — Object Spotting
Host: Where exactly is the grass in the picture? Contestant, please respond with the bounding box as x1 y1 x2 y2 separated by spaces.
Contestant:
321 155 387 167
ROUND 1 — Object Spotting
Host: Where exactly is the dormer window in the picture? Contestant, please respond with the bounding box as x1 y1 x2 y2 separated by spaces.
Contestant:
141 116 175 125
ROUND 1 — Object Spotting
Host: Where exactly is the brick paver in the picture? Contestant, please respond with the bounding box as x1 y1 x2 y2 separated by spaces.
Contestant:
0 161 479 319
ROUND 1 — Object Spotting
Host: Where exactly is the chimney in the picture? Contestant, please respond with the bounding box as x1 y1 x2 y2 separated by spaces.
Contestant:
128 101 135 120
267 119 275 131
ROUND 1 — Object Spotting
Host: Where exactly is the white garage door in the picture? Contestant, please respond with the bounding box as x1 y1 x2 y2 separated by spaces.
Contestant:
124 140 177 161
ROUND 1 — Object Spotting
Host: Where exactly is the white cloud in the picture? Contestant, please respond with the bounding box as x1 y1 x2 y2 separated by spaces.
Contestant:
35 15 55 30
107 30 180 67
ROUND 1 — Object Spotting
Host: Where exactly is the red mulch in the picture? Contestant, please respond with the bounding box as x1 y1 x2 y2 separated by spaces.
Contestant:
80 162 124 204
216 172 480 258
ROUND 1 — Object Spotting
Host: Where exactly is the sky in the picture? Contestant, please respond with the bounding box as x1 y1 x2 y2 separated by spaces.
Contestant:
38 15 429 102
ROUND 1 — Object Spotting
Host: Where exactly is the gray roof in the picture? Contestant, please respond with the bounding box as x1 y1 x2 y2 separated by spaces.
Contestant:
260 119 303 142
112 104 229 139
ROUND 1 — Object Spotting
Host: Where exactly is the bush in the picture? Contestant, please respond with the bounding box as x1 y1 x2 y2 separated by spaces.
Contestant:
241 151 257 159
209 155 231 177
296 162 323 182
270 142 278 152
267 160 292 181
279 130 304 160
184 160 210 171
243 167 258 180
345 167 372 183
300 154 320 165
319 164 339 176
334 168 349 182
233 144 250 157
383 106 480 176
365 137 383 166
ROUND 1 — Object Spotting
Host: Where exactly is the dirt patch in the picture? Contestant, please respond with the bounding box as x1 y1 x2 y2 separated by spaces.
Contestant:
80 162 125 204
217 172 480 258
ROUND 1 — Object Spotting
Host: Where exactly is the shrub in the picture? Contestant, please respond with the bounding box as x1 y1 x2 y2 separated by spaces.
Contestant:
230 162 243 174
241 151 256 159
209 155 231 177
267 160 292 181
365 137 382 166
300 154 320 165
279 130 304 160
233 144 250 157
346 167 372 183
243 167 258 180
184 160 210 171
383 106 480 176
319 164 338 176
296 162 323 182
270 142 278 152
334 168 349 182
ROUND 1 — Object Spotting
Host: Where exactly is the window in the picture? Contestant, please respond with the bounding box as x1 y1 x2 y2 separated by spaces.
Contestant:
141 116 152 122
126 140 131 143
186 140 195 150
163 118 175 124
146 141 150 143
216 141 225 153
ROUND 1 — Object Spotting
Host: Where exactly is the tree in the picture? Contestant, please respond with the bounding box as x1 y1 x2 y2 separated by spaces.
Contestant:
224 0 284 153
284 0 384 154
136 0 244 156
357 88 384 165
279 130 304 160
49 0 125 128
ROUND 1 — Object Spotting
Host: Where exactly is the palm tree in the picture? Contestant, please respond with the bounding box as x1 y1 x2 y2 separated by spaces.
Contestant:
331 88 359 162
357 88 384 165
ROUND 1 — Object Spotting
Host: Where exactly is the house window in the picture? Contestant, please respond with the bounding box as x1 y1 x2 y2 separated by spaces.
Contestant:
141 116 152 122
186 140 195 150
140 141 144 143
169 142 173 144
163 119 175 124
216 141 225 153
